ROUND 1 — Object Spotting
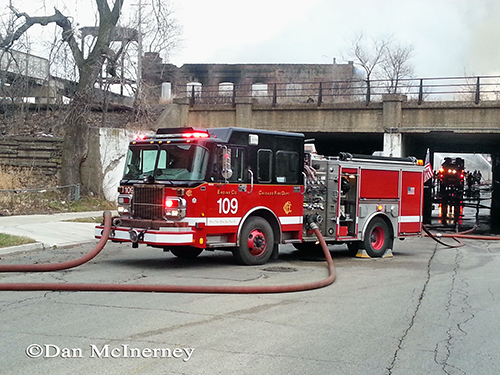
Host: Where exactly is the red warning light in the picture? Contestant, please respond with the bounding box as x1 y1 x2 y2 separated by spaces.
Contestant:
182 132 209 138
165 198 180 208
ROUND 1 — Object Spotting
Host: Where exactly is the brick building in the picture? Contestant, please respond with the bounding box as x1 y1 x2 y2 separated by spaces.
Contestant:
141 53 362 103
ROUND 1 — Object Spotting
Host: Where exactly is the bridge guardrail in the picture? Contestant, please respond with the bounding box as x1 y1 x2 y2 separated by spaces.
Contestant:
176 76 500 106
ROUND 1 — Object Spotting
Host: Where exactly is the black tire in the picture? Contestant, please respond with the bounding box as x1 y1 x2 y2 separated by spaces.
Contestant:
346 241 362 257
233 217 274 265
169 246 203 259
363 217 390 257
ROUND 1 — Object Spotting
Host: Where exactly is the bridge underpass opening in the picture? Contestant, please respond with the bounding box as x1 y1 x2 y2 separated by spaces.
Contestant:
304 132 384 156
429 152 492 231
433 153 491 182
404 132 500 233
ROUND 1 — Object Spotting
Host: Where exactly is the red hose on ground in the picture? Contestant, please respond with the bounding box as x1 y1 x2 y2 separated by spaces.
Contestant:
433 233 500 240
423 224 500 246
0 217 335 294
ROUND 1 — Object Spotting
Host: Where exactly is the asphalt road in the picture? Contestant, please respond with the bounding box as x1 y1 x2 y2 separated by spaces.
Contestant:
1 236 499 375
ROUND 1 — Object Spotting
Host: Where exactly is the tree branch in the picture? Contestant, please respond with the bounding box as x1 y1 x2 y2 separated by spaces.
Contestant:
1 6 84 65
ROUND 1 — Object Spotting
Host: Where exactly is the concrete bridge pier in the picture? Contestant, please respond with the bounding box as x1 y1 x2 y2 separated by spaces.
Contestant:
382 132 403 157
381 94 406 157
491 153 500 232
235 97 252 128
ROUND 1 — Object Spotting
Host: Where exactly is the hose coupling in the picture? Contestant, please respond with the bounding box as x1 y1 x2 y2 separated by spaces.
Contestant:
309 222 319 231
305 213 323 231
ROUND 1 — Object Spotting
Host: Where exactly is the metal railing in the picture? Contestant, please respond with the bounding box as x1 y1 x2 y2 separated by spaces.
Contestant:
176 76 500 106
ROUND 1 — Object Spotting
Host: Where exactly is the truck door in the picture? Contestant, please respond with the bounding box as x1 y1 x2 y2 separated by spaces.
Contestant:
204 146 247 244
337 168 359 238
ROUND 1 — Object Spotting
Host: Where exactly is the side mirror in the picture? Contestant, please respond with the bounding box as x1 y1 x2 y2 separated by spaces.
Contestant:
221 146 233 180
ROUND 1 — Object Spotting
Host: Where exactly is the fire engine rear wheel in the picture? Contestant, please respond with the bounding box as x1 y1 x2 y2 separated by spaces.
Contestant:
363 217 390 257
168 246 203 259
234 217 274 265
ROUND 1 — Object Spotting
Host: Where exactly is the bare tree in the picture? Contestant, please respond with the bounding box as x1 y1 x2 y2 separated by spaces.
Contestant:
344 33 415 101
0 6 39 115
114 0 181 118
0 0 181 189
350 33 391 103
0 1 124 187
379 42 415 94
138 0 182 61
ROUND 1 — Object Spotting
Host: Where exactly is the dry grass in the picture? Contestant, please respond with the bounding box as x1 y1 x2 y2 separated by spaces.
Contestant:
0 190 116 215
0 166 53 190
0 167 115 216
0 166 22 189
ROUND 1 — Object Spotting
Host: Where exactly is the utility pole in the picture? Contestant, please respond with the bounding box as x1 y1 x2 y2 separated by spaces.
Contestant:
136 0 143 103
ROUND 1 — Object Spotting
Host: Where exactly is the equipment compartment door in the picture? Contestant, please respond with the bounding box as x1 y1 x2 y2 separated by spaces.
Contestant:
399 171 423 234
337 168 359 238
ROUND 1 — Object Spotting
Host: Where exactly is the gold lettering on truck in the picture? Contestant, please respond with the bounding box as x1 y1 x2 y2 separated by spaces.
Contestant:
258 191 290 196
217 190 237 195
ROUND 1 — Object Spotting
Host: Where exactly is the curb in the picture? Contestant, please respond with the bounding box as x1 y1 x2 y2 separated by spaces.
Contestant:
0 242 44 256
0 240 99 257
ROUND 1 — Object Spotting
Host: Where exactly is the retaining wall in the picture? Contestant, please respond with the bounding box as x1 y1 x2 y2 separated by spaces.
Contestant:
0 136 63 175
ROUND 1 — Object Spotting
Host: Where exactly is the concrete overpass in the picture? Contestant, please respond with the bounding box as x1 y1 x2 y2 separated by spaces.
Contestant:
157 93 500 157
157 91 500 229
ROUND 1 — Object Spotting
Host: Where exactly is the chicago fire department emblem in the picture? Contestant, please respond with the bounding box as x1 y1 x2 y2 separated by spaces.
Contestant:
283 201 292 214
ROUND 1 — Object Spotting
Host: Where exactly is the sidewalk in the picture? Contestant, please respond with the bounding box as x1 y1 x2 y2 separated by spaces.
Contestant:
0 211 109 255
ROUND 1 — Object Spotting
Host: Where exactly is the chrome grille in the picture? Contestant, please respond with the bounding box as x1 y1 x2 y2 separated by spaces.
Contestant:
132 186 164 219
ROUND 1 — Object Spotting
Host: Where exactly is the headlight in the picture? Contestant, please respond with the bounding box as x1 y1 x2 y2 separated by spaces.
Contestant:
164 197 186 219
117 194 132 215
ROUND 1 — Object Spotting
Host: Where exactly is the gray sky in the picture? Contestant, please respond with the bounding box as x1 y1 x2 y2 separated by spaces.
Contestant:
170 0 500 77
7 0 500 78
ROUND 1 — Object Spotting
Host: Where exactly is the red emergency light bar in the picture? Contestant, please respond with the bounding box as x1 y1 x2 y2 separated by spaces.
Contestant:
182 131 209 138
439 167 463 174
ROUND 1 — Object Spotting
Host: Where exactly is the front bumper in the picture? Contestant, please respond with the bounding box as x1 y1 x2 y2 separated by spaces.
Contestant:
94 225 196 247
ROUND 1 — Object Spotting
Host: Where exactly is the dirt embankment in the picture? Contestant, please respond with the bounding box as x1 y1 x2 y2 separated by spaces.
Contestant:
0 108 151 138
0 107 154 215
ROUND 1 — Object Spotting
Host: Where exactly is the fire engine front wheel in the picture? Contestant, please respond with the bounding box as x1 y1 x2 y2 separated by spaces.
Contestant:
234 217 274 265
363 217 390 257
168 246 203 259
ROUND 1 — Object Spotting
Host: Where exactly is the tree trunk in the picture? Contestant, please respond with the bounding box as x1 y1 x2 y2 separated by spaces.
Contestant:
59 55 102 188
60 98 90 188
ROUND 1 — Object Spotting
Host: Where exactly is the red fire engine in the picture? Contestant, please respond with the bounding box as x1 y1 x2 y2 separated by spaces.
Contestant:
95 127 424 265
436 157 465 202
434 157 465 223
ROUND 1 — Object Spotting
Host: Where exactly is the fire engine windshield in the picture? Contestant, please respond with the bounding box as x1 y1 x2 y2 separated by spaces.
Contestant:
123 144 209 181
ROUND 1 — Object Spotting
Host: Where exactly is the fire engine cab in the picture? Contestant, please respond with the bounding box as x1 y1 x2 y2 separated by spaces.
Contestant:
95 127 424 265
436 157 465 203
